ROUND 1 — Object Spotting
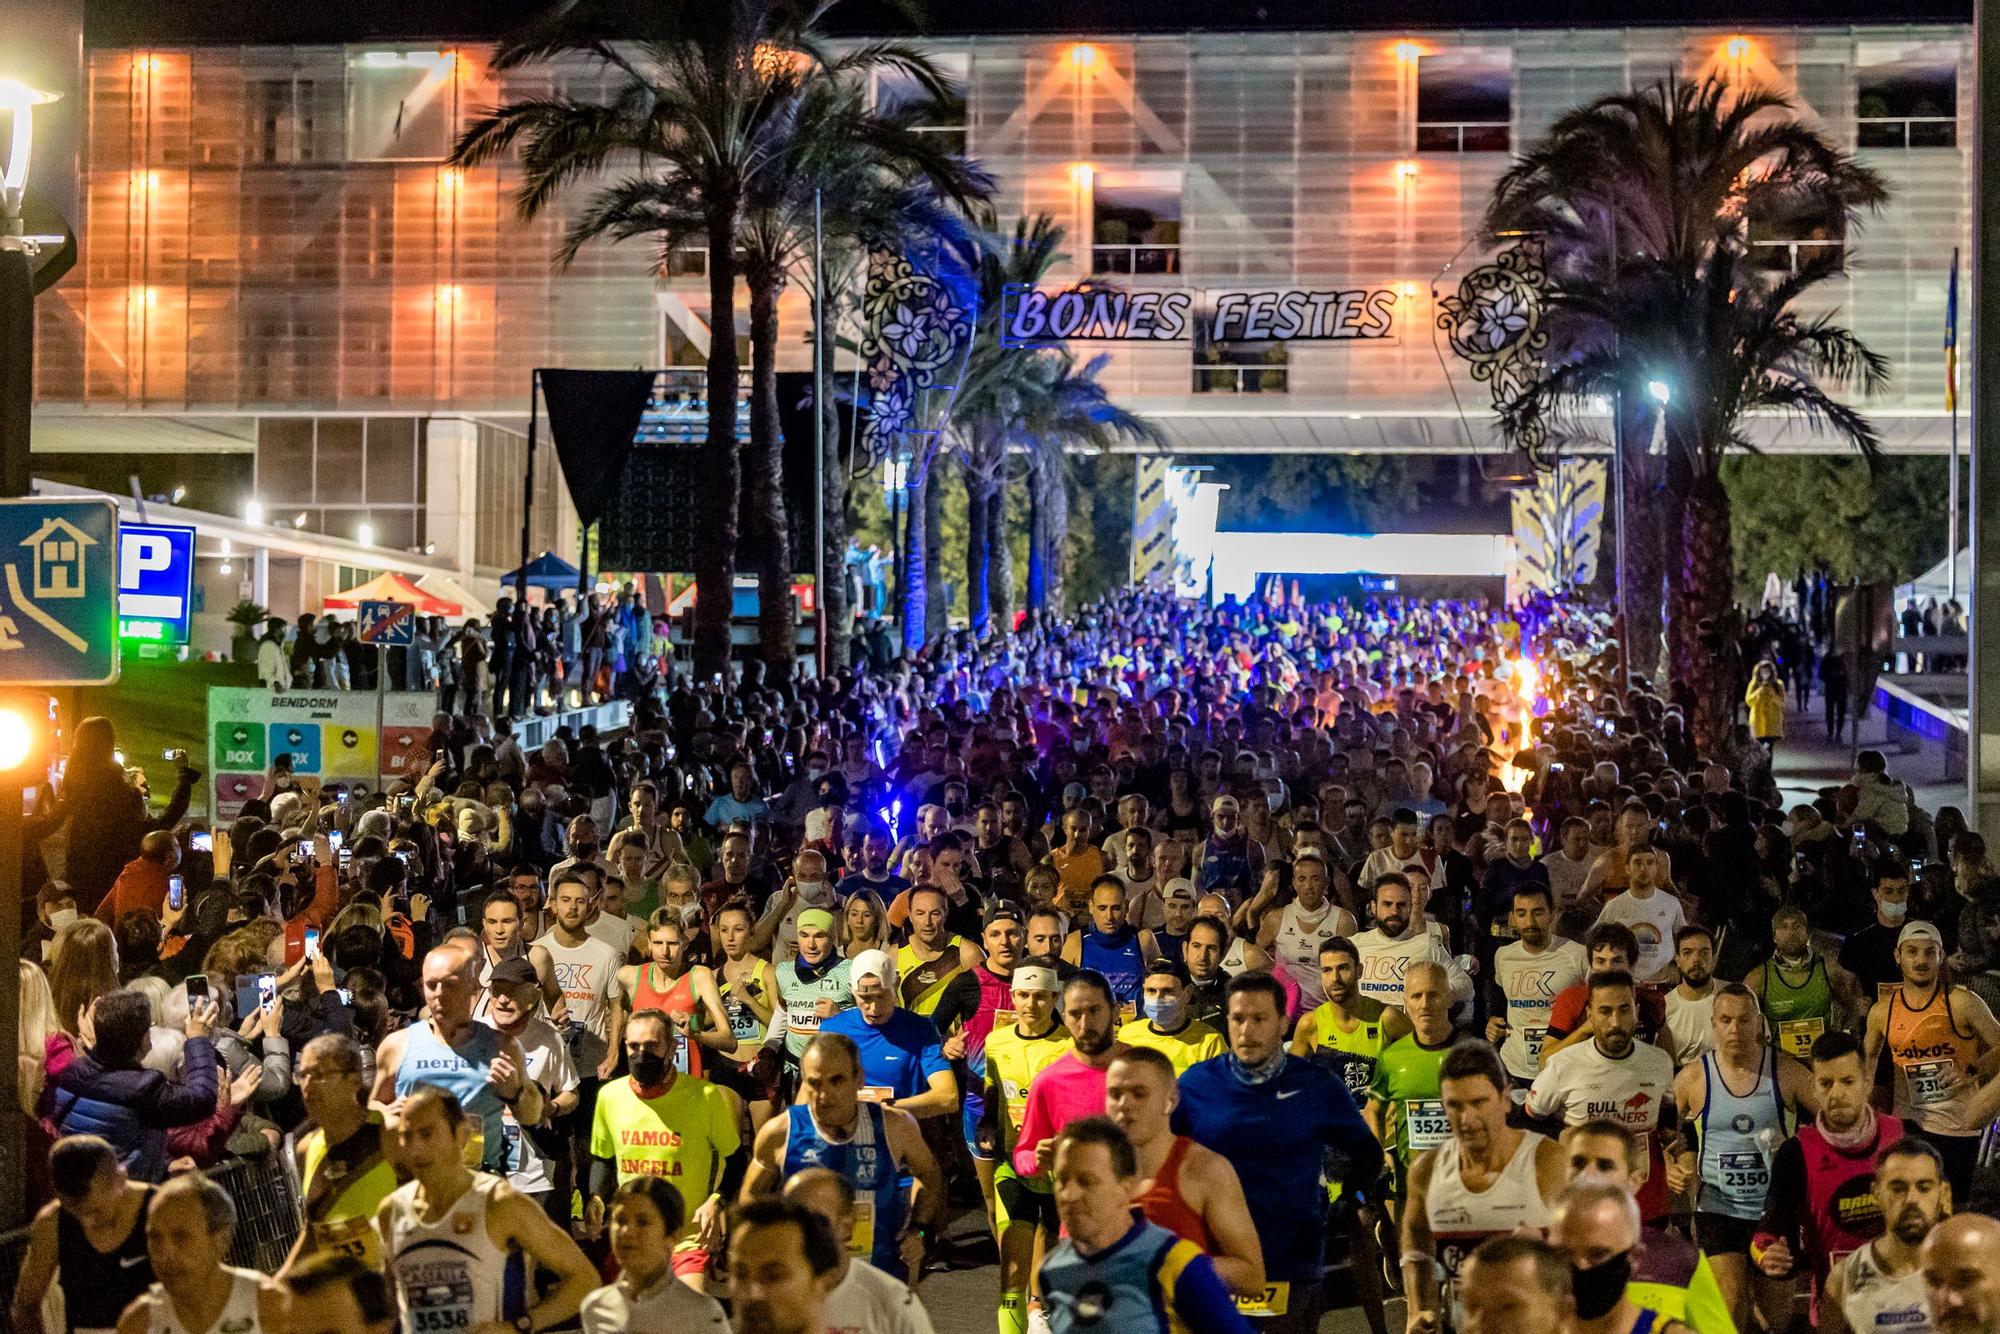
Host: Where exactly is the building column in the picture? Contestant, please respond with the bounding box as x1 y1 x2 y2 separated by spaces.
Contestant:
251 545 269 609
1972 0 2000 842
424 417 480 581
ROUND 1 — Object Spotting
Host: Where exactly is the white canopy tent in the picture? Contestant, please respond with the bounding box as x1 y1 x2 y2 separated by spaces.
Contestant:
1897 548 1969 606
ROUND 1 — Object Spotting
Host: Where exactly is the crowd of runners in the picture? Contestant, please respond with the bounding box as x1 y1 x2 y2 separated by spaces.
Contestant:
13 585 2000 1334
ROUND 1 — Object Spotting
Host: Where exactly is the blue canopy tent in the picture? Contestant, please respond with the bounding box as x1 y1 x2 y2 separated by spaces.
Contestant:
502 551 582 594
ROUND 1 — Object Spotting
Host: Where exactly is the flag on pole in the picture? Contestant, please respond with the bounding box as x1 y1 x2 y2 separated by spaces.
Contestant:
1946 246 1960 414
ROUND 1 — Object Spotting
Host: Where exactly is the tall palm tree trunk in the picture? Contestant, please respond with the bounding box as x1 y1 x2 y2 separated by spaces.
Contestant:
964 459 996 636
1678 471 1735 750
901 465 929 653
987 484 1013 632
747 276 794 672
925 470 946 641
814 318 849 669
693 208 742 680
1026 464 1050 612
1044 466 1070 614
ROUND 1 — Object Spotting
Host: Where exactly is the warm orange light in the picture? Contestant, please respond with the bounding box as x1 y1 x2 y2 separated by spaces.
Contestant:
438 167 464 190
1396 160 1420 181
137 286 158 308
133 170 159 193
435 283 462 308
1399 281 1420 298
1070 162 1094 187
1723 36 1753 61
1393 41 1424 63
135 55 163 75
1069 44 1098 69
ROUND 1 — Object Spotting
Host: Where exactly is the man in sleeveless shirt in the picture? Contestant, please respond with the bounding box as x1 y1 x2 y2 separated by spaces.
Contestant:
1402 1041 1566 1333
1104 1045 1265 1298
115 1172 284 1334
1667 984 1814 1332
372 943 544 1177
1823 1138 1946 1334
379 1087 597 1334
1060 877 1160 1015
1745 905 1861 1063
1863 922 2000 1201
13 1135 155 1334
290 1034 402 1270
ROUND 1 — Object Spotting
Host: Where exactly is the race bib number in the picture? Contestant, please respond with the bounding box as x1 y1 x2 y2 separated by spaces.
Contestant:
1718 1150 1770 1193
1908 1059 1957 1106
851 1196 875 1257
1235 1282 1291 1316
1776 1017 1824 1060
858 1086 895 1103
1406 1099 1451 1151
992 1010 1017 1031
1523 1026 1547 1062
312 1215 381 1268
401 1257 476 1331
726 999 762 1042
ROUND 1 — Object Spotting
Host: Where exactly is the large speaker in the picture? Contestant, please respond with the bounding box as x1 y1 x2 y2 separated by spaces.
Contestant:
597 371 820 574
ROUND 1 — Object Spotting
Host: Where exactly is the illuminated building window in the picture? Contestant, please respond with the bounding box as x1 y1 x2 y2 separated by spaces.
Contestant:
1857 45 1957 149
345 49 456 162
1193 333 1288 395
1749 197 1846 274
1091 170 1181 276
871 51 970 154
1417 51 1512 152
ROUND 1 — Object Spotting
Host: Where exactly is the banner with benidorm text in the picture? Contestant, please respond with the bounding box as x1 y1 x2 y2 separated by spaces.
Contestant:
1000 282 1399 348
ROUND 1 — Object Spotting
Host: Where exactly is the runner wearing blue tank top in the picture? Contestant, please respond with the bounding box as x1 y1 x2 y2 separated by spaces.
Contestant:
372 944 548 1176
742 1031 947 1282
1669 982 1814 1331
1061 878 1159 1013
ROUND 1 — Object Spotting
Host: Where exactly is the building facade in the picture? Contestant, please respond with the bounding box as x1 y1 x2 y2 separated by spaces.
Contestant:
24 22 1973 625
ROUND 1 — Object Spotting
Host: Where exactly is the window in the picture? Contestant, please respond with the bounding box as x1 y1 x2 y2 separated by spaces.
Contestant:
1749 199 1846 274
1193 333 1288 394
1417 51 1512 152
346 49 457 161
1857 45 1957 149
1091 171 1182 276
872 52 970 153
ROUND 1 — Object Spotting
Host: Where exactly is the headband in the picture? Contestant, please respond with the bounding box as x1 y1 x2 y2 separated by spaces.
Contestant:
1012 965 1059 994
797 908 836 933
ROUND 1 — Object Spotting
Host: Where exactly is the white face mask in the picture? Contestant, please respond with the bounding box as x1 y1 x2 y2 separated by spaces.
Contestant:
47 908 76 933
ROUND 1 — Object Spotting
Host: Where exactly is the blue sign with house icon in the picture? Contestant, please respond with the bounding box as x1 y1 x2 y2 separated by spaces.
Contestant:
0 498 120 685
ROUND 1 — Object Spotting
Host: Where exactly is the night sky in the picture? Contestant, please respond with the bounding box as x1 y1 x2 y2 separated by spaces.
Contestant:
88 0 1970 47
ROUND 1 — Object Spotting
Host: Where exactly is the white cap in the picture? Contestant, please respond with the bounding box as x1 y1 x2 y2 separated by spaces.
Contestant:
850 948 897 994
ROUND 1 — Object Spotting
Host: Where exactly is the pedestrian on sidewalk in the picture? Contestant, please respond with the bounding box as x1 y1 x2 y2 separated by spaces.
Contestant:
1746 660 1787 758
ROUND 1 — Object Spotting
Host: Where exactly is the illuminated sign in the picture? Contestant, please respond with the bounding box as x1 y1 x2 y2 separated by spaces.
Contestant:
118 523 196 645
1000 283 1400 348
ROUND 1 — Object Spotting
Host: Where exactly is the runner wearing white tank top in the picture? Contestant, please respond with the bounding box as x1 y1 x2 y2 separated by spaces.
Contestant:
1832 1240 1935 1333
1273 897 1357 1007
384 1172 527 1334
1423 1132 1559 1326
129 1267 268 1334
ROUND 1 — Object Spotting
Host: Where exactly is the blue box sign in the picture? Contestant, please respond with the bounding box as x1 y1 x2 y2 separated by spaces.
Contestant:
0 497 121 685
118 522 197 645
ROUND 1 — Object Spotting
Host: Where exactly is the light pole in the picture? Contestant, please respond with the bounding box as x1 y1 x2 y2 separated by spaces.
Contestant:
883 451 909 622
1 77 64 501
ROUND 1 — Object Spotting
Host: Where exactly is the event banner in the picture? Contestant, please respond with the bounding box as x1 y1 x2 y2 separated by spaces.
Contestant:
1000 282 1399 348
207 688 437 821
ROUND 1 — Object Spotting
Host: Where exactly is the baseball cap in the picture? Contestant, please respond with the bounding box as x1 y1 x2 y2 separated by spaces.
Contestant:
850 948 897 992
1163 878 1197 903
489 956 540 989
1897 922 1944 949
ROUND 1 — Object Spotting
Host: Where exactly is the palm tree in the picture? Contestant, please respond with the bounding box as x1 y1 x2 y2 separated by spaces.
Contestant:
736 69 988 667
455 0 829 680
1487 76 1886 685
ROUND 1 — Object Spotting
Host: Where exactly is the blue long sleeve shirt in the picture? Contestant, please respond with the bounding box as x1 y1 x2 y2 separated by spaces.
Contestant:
1172 1053 1381 1282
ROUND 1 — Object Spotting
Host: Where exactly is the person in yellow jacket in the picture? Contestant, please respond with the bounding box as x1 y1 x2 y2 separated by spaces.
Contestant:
1746 661 1787 753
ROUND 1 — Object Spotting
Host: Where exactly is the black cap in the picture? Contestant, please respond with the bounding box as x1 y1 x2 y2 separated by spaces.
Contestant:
489 956 541 989
1145 957 1191 986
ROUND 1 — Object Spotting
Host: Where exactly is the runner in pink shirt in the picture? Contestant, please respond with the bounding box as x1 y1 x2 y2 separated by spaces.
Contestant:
1011 971 1128 1178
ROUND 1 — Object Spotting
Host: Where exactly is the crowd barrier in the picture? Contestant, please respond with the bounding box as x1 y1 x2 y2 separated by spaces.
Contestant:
510 698 632 751
0 1153 303 1319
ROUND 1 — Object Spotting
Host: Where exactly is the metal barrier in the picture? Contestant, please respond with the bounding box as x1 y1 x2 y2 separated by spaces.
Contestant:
510 698 632 751
0 1154 303 1318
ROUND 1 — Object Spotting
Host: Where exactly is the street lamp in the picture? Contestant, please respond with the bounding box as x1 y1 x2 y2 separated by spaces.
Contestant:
1646 379 1671 406
0 79 60 233
356 520 375 547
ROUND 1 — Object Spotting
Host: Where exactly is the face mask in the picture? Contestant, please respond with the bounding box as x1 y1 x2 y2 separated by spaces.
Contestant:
1571 1251 1632 1321
808 766 827 781
1880 900 1908 922
1147 995 1186 1030
678 902 703 927
47 908 76 932
572 841 597 860
628 1050 670 1086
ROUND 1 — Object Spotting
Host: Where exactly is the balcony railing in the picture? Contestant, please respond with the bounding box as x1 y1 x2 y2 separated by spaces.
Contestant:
1416 120 1511 152
1751 238 1847 274
1091 243 1181 276
1857 116 1956 149
1193 364 1289 394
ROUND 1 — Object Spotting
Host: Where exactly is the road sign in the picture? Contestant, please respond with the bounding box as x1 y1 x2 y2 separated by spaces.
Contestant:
0 498 119 685
117 523 197 645
357 599 415 646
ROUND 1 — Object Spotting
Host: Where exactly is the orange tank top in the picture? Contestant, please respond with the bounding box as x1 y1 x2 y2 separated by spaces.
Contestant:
1137 1136 1214 1252
634 965 703 1077
1885 984 1984 1135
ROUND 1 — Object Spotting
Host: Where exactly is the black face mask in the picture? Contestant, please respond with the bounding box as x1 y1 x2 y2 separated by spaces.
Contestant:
571 841 597 861
1571 1251 1632 1321
628 1049 670 1086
